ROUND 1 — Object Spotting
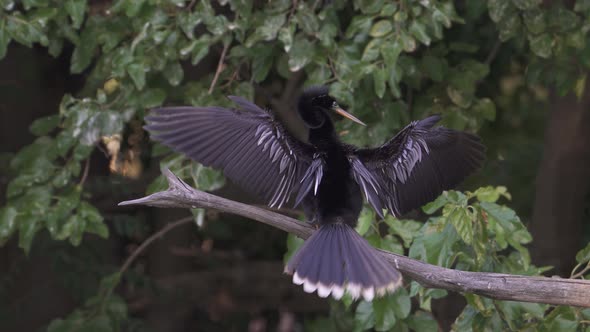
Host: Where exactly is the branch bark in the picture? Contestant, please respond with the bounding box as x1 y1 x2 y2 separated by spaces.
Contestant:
119 169 590 308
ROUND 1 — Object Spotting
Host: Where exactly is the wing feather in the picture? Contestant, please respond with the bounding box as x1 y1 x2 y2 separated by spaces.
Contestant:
349 115 485 217
145 97 323 208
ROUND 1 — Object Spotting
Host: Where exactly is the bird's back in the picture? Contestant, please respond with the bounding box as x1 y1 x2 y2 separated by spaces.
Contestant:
313 143 363 227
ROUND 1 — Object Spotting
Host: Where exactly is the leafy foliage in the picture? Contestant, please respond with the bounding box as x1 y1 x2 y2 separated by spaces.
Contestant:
1 0 590 331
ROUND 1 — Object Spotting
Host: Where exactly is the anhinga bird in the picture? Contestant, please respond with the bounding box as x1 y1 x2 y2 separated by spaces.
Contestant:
145 86 485 301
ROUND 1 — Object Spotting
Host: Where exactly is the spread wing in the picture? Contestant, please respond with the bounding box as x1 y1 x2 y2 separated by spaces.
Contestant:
347 115 485 217
144 96 324 208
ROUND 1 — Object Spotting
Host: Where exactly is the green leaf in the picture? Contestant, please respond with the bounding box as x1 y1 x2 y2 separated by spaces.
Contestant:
288 36 313 71
252 46 274 82
548 7 580 32
358 0 385 14
190 37 210 65
0 206 18 245
392 289 411 319
384 217 421 248
177 11 201 39
529 33 552 58
19 213 39 253
354 301 376 331
447 86 473 108
47 187 81 236
362 38 381 62
523 9 546 34
373 297 397 331
497 13 522 41
409 219 459 267
56 214 85 245
296 7 319 35
65 0 87 29
127 63 146 90
356 208 373 235
380 3 397 15
163 61 184 86
474 186 502 202
448 207 473 244
329 82 354 109
0 20 9 60
370 20 393 37
204 15 228 36
80 201 108 238
278 23 295 52
373 69 386 98
399 31 416 52
480 202 518 232
345 15 373 38
141 88 166 108
576 242 590 263
284 233 304 262
543 306 577 332
191 163 225 191
407 311 438 332
387 65 402 98
473 98 496 121
124 0 146 17
409 21 431 46
422 193 449 214
487 0 514 23
380 41 402 68
71 28 98 73
29 114 60 136
246 14 285 47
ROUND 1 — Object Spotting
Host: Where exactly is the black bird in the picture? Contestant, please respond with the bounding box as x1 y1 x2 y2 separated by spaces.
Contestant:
144 86 485 301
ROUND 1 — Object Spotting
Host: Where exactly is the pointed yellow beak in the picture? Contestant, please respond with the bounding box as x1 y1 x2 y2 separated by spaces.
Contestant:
332 106 366 126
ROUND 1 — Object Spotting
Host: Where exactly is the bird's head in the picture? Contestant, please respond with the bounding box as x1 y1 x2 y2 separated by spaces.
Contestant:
297 86 366 129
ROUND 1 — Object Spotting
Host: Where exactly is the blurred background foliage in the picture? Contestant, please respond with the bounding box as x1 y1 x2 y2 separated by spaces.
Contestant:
1 0 590 331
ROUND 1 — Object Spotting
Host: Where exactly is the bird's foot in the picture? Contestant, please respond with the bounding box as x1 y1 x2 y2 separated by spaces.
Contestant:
307 218 320 229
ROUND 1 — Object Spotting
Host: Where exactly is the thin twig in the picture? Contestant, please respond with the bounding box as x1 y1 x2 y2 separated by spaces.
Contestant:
119 169 590 307
119 216 193 275
289 0 298 20
208 43 230 95
187 0 197 11
485 39 502 66
327 57 342 83
78 158 91 187
572 262 590 279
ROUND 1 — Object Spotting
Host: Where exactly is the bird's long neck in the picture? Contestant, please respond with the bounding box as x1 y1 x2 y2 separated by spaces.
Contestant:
308 118 341 149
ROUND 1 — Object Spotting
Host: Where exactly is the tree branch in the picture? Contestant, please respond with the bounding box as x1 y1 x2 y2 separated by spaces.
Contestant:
119 169 590 308
119 216 194 275
208 42 229 95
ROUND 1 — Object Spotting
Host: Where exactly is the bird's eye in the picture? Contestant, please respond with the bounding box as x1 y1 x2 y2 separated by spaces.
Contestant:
332 101 338 107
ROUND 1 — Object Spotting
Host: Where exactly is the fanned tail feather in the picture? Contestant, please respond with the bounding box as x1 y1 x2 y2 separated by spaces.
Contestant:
285 223 402 301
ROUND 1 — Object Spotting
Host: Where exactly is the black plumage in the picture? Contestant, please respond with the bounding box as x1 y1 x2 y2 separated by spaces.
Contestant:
144 85 485 301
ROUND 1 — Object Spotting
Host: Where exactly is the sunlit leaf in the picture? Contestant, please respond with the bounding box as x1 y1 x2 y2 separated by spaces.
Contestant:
370 20 392 37
0 206 18 245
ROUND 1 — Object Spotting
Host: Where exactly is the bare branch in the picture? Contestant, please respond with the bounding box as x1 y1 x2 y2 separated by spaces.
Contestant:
119 169 590 308
119 216 193 275
208 43 229 95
